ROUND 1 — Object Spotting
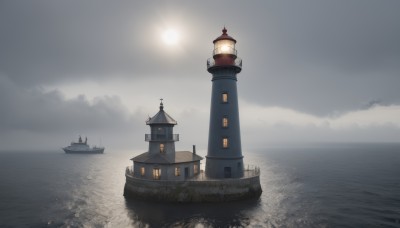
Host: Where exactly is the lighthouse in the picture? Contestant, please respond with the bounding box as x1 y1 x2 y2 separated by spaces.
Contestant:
205 28 244 179
124 28 261 202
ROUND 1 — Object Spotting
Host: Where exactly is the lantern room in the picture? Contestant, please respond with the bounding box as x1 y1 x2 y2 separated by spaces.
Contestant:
213 27 237 56
207 27 242 73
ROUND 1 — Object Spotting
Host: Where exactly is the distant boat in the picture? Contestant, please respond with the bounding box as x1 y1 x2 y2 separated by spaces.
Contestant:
63 136 104 154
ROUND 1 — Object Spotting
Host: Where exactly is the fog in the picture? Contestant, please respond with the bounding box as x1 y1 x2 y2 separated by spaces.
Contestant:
1 1 399 151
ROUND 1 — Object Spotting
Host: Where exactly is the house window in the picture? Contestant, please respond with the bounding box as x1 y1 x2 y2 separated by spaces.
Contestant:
222 117 228 128
175 167 180 176
160 143 165 153
222 138 229 148
194 164 198 175
140 167 145 176
153 168 161 180
222 92 228 103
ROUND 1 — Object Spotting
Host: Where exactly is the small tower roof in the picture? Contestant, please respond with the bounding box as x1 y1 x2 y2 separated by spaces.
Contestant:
213 27 236 43
146 100 177 125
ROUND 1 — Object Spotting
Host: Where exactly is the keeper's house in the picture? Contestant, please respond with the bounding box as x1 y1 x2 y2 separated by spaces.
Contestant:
130 101 202 181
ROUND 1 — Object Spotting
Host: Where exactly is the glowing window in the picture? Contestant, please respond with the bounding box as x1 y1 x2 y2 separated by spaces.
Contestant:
222 117 228 128
214 39 236 55
140 167 145 176
194 164 198 175
153 168 161 180
160 144 165 153
222 93 228 103
175 167 180 176
222 138 229 148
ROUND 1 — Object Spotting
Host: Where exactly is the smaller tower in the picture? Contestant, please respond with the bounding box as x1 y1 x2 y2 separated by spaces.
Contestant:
145 100 179 162
130 101 202 181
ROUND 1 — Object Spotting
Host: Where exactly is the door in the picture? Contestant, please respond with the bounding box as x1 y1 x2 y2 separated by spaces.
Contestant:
184 167 189 178
224 167 231 178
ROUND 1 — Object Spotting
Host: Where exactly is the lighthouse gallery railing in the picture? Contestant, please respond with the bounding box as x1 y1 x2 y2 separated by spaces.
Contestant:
207 57 242 70
145 134 179 142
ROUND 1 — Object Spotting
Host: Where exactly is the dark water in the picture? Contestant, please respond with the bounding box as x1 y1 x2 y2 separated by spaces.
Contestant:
1 143 400 227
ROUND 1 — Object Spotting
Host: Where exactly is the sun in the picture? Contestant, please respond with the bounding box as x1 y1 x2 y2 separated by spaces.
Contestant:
162 29 180 45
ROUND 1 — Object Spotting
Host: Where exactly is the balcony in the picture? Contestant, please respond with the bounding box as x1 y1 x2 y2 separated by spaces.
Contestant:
207 57 242 71
145 134 179 142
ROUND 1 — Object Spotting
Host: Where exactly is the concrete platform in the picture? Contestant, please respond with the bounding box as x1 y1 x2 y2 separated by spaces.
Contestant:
124 169 262 203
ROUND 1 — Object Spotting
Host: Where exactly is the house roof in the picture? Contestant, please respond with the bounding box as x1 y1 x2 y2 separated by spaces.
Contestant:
131 151 203 164
146 101 177 125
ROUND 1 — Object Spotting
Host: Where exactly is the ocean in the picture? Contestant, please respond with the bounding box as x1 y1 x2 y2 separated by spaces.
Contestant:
0 143 399 227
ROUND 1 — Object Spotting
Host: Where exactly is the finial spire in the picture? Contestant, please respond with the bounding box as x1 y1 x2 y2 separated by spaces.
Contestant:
222 26 227 35
159 98 164 111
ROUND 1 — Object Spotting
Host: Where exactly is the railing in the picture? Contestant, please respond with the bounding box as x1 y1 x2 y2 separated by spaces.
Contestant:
126 166 134 176
244 164 261 177
145 134 179 142
126 164 260 181
207 57 242 70
235 58 242 68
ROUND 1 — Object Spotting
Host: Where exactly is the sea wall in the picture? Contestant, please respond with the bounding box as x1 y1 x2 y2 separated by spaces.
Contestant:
124 174 262 202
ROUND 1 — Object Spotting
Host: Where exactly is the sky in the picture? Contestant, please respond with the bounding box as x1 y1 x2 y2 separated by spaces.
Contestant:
1 0 400 151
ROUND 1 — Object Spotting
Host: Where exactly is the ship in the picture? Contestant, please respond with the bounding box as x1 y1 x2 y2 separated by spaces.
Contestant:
63 136 104 154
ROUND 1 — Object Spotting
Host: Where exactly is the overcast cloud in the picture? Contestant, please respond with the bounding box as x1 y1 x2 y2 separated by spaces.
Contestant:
0 1 399 151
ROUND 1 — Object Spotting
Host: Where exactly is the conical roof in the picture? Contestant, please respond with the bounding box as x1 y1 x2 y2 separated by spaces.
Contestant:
146 101 177 125
213 27 236 43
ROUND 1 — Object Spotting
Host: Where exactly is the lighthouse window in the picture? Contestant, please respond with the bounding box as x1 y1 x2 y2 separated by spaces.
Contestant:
222 93 228 103
140 167 145 176
222 138 229 148
160 143 165 153
214 39 236 55
222 117 228 128
156 127 165 140
153 168 161 180
175 167 180 176
194 164 199 174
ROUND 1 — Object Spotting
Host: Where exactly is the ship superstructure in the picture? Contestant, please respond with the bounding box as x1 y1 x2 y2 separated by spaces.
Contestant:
63 136 104 154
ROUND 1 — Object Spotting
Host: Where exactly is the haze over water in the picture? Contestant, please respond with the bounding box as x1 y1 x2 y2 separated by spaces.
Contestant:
1 143 399 227
1 1 400 227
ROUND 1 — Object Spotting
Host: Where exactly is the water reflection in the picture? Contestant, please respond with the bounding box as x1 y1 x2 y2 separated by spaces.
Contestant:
124 198 261 227
6 145 397 227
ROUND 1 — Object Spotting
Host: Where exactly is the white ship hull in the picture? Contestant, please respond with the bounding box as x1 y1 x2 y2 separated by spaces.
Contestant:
63 147 104 154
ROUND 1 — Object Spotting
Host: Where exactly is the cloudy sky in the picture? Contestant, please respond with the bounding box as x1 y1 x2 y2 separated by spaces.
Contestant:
1 1 400 151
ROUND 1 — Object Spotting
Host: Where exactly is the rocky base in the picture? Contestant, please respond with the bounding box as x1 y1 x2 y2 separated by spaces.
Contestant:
124 175 262 203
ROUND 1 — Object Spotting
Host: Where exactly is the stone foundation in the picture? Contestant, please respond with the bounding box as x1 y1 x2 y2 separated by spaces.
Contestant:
124 174 262 202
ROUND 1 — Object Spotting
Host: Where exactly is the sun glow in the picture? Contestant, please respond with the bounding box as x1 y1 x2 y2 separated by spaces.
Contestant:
162 29 180 45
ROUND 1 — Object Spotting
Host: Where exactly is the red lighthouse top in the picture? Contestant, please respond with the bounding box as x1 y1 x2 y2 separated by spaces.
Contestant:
207 27 242 73
213 27 236 43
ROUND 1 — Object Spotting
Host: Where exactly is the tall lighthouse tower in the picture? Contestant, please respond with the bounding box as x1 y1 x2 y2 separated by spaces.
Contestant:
205 28 244 179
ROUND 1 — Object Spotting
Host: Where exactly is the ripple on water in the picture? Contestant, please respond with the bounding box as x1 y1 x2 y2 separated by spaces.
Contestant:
1 146 400 227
